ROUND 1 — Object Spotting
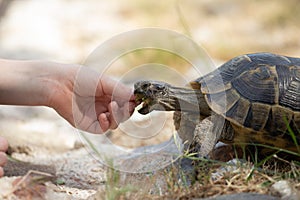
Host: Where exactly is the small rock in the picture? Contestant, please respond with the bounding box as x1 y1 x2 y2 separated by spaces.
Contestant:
271 180 300 200
194 192 280 200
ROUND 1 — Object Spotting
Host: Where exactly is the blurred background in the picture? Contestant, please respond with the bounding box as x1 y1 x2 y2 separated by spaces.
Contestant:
0 0 299 62
0 0 299 151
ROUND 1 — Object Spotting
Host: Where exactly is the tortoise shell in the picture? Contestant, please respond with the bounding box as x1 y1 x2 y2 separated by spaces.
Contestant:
191 53 300 136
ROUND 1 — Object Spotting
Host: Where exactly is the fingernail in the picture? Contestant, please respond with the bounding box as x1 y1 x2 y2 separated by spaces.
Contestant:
129 102 136 112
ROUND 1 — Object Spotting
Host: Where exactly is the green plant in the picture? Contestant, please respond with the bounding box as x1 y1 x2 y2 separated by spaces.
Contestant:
104 161 136 200
81 133 136 200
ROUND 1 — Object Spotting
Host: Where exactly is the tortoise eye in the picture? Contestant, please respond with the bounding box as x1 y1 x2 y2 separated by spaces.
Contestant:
160 90 167 96
141 83 151 90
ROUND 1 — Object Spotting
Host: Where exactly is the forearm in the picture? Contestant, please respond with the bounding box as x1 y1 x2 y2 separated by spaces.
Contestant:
0 59 75 106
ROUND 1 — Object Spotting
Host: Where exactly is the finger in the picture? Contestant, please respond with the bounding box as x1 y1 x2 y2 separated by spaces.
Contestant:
129 94 135 101
86 120 104 134
98 112 110 133
100 76 134 100
0 152 7 166
119 101 136 123
108 101 119 130
128 101 136 114
0 136 8 152
0 167 4 177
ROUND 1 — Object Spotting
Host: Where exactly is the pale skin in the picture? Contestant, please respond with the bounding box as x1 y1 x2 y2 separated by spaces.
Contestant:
0 59 136 177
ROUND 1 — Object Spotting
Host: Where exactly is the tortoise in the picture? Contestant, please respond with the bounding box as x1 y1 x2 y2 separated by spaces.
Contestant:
134 53 300 160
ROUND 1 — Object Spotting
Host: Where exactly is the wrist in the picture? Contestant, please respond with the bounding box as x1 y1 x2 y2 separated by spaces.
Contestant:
44 63 79 109
43 63 81 127
0 59 78 107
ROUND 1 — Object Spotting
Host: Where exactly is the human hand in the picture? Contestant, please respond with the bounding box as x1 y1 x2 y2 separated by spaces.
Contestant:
0 60 136 134
0 60 136 178
48 65 136 134
0 136 8 177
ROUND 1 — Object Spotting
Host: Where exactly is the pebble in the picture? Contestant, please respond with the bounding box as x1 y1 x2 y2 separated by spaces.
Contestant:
195 193 280 200
271 180 300 200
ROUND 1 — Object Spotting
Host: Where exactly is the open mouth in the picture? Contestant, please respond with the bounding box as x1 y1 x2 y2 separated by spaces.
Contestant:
135 94 152 115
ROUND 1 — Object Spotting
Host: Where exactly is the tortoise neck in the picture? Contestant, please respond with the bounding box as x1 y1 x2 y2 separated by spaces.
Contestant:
168 86 211 115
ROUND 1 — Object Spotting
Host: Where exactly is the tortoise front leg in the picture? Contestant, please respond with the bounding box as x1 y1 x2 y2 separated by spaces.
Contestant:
190 114 225 157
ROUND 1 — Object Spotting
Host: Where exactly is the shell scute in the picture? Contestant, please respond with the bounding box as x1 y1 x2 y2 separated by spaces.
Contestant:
196 53 299 134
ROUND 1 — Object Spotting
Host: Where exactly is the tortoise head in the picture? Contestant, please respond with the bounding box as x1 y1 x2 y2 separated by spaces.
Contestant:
134 80 204 115
134 81 177 114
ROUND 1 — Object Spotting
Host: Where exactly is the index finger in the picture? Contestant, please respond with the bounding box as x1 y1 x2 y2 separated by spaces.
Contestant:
99 76 135 100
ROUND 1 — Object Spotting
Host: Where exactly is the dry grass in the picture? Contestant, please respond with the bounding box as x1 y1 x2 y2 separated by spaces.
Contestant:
96 152 299 199
97 122 300 199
